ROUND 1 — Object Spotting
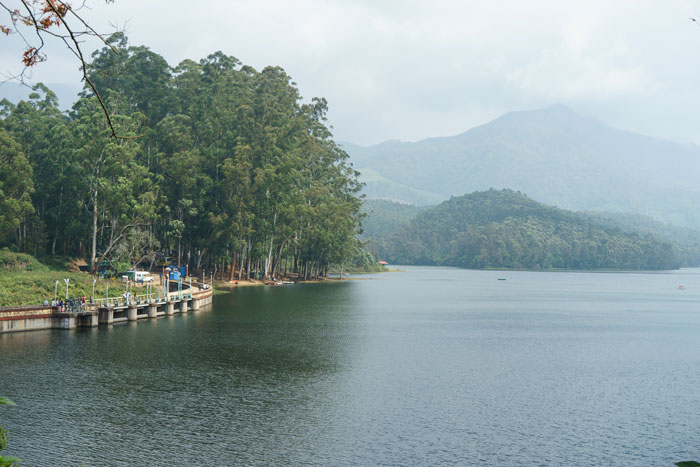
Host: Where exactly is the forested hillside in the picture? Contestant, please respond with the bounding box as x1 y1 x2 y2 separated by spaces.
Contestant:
346 105 700 229
580 211 700 267
372 189 686 270
0 34 363 279
359 199 429 239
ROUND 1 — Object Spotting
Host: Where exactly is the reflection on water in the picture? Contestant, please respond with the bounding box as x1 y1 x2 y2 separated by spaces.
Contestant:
2 267 700 465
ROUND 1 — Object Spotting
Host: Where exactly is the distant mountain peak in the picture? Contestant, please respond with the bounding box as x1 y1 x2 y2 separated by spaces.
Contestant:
496 103 588 123
345 104 700 229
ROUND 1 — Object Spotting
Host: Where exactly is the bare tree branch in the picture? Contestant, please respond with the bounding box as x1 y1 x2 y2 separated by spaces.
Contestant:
0 0 121 138
43 0 117 137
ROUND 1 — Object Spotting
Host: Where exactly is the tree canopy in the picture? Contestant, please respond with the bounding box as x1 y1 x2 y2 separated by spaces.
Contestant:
0 36 364 279
371 189 684 270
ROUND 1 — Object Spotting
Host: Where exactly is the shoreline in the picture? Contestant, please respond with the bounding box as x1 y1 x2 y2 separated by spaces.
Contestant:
214 271 391 290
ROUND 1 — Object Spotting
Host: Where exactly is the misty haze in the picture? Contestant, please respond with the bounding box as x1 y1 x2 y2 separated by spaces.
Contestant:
1 2 700 466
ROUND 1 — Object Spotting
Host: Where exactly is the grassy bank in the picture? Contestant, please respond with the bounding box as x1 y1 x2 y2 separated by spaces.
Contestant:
0 250 127 307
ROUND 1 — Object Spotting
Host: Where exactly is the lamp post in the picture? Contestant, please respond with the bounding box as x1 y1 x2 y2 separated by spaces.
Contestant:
64 278 70 300
91 279 96 304
54 280 59 302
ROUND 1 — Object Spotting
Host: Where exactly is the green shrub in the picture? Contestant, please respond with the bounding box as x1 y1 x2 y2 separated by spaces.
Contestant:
0 249 47 273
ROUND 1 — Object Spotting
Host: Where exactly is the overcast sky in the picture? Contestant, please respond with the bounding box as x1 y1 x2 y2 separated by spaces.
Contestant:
1 0 699 146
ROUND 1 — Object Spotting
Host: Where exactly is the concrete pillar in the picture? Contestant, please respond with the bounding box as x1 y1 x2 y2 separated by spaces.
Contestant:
148 304 158 319
80 313 98 327
166 301 175 316
180 300 188 313
192 298 201 311
128 305 138 321
53 316 76 330
99 307 114 325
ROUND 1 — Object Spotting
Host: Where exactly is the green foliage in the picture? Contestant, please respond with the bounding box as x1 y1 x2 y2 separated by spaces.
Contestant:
0 249 47 272
676 463 700 467
330 246 386 273
0 397 20 466
0 454 21 467
374 189 681 270
582 211 700 267
0 129 34 245
0 255 127 306
0 429 21 467
359 199 429 240
0 35 363 290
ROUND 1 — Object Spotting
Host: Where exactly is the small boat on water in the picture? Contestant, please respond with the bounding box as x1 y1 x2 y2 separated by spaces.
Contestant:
679 285 686 290
497 278 507 281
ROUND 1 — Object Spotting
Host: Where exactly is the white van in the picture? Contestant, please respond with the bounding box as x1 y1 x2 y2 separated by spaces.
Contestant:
122 270 154 283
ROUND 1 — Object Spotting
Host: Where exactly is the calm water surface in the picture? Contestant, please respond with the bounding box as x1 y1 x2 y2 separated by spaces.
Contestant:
2 266 700 465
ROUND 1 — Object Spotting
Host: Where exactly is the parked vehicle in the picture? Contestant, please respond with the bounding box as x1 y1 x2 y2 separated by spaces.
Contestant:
121 270 154 283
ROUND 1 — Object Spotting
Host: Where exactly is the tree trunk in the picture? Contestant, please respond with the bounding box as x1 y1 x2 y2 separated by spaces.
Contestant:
265 234 275 278
196 248 206 273
52 182 63 256
90 181 98 274
293 245 299 274
229 253 236 282
177 236 182 268
271 239 287 279
238 244 245 282
245 238 252 281
89 152 105 273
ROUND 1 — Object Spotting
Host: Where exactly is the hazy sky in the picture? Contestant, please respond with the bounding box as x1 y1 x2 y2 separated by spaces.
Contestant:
1 0 699 146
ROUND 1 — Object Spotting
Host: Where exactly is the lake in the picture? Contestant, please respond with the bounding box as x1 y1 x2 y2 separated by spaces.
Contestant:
2 266 700 465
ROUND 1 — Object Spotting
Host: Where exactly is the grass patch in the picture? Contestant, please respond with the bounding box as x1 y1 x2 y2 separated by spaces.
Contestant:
0 251 128 307
0 249 48 272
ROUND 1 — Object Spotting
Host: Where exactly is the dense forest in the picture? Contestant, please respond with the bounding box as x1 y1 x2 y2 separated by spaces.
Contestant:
0 34 364 279
578 211 700 267
370 189 690 270
359 199 428 240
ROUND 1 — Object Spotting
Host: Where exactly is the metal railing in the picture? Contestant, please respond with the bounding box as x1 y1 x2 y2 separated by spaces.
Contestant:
93 291 194 308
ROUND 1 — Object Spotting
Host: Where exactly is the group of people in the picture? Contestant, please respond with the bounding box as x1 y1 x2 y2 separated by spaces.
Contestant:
47 296 87 312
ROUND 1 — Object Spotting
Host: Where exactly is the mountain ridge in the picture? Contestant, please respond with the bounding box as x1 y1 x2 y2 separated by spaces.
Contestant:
344 104 700 229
